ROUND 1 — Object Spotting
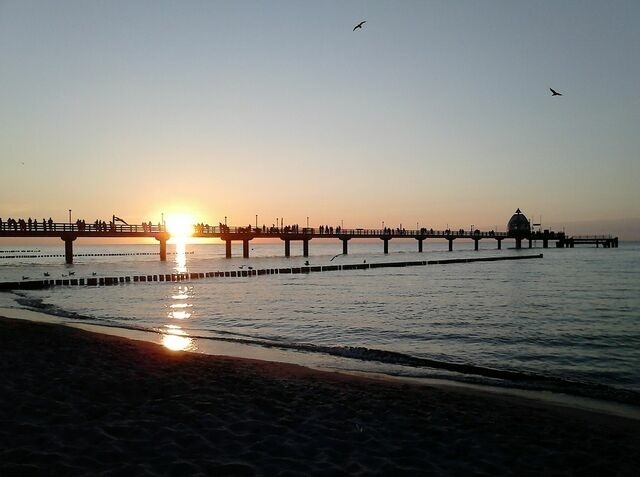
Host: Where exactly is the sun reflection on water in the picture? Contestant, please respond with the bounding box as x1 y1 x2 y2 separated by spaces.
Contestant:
174 241 187 274
161 282 196 351
160 324 196 352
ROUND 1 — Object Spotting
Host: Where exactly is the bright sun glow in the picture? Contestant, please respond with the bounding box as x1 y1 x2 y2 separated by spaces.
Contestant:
165 213 195 239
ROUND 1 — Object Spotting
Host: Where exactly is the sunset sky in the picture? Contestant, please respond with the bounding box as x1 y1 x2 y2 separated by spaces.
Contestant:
1 1 639 236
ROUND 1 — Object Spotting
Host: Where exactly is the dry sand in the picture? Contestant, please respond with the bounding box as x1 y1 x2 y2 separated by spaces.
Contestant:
1 316 639 476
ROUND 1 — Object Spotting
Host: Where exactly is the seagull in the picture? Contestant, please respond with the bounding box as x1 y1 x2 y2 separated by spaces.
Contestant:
43 272 50 277
69 271 75 276
304 260 310 266
92 272 97 276
353 20 366 31
22 276 29 280
550 88 562 96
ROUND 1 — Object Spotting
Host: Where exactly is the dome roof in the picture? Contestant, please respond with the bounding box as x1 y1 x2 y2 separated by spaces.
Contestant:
507 208 530 235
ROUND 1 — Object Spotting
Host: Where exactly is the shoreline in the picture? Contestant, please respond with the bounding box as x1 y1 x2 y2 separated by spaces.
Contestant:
3 304 640 422
1 315 639 474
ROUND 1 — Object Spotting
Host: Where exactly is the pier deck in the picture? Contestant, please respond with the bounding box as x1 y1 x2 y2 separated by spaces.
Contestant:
0 222 617 263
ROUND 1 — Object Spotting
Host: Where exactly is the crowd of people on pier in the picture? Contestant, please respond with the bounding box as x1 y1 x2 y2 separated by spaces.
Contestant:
188 224 499 237
192 223 349 235
0 217 55 232
2 217 500 237
0 217 162 233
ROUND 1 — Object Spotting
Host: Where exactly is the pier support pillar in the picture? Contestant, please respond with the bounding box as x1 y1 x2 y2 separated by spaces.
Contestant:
303 239 309 257
417 238 424 253
155 232 169 261
543 239 548 248
383 238 389 254
496 238 502 250
448 238 454 252
61 234 77 264
341 237 350 255
159 239 167 261
225 240 232 258
528 239 532 249
474 238 479 251
515 238 522 249
284 239 291 257
243 240 250 258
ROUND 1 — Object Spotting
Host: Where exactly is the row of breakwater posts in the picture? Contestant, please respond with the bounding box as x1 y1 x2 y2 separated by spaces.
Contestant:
0 254 543 290
0 221 618 264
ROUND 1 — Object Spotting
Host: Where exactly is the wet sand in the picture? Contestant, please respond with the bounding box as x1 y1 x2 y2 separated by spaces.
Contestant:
1 316 639 476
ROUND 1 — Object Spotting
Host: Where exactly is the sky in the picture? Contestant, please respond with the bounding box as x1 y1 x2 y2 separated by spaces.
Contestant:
1 1 639 237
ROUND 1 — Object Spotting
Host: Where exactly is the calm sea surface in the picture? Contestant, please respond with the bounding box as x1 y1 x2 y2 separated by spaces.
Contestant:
1 239 639 404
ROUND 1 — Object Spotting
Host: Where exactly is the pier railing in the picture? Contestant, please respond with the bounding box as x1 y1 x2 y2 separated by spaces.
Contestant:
0 222 167 234
569 235 614 239
193 225 510 238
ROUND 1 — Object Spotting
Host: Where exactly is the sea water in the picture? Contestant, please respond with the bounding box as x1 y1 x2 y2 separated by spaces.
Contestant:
1 239 639 405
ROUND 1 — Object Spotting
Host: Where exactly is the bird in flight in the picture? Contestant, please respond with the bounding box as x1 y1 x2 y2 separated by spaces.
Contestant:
550 88 563 96
353 21 366 31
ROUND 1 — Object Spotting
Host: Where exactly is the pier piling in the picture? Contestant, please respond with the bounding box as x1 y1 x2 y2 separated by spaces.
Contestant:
61 233 77 264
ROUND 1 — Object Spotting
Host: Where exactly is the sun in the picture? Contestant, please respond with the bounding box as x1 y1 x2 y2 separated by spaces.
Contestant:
165 213 195 240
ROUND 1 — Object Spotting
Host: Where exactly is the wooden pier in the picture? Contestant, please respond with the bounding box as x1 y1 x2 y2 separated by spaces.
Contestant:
0 219 618 263
0 222 169 264
193 226 567 258
557 235 619 248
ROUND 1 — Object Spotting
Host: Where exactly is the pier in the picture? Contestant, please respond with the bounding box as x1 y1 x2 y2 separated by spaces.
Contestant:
0 222 169 264
193 226 567 258
557 235 619 248
0 219 617 263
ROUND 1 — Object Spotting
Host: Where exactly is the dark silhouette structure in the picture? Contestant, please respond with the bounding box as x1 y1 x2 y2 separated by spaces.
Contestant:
0 210 617 263
0 221 169 264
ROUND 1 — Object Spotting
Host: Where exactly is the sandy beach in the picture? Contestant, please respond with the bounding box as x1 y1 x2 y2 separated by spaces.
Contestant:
1 316 639 476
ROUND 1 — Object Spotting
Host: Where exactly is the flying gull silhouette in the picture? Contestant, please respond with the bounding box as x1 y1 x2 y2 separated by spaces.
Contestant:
550 88 562 96
353 21 366 31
